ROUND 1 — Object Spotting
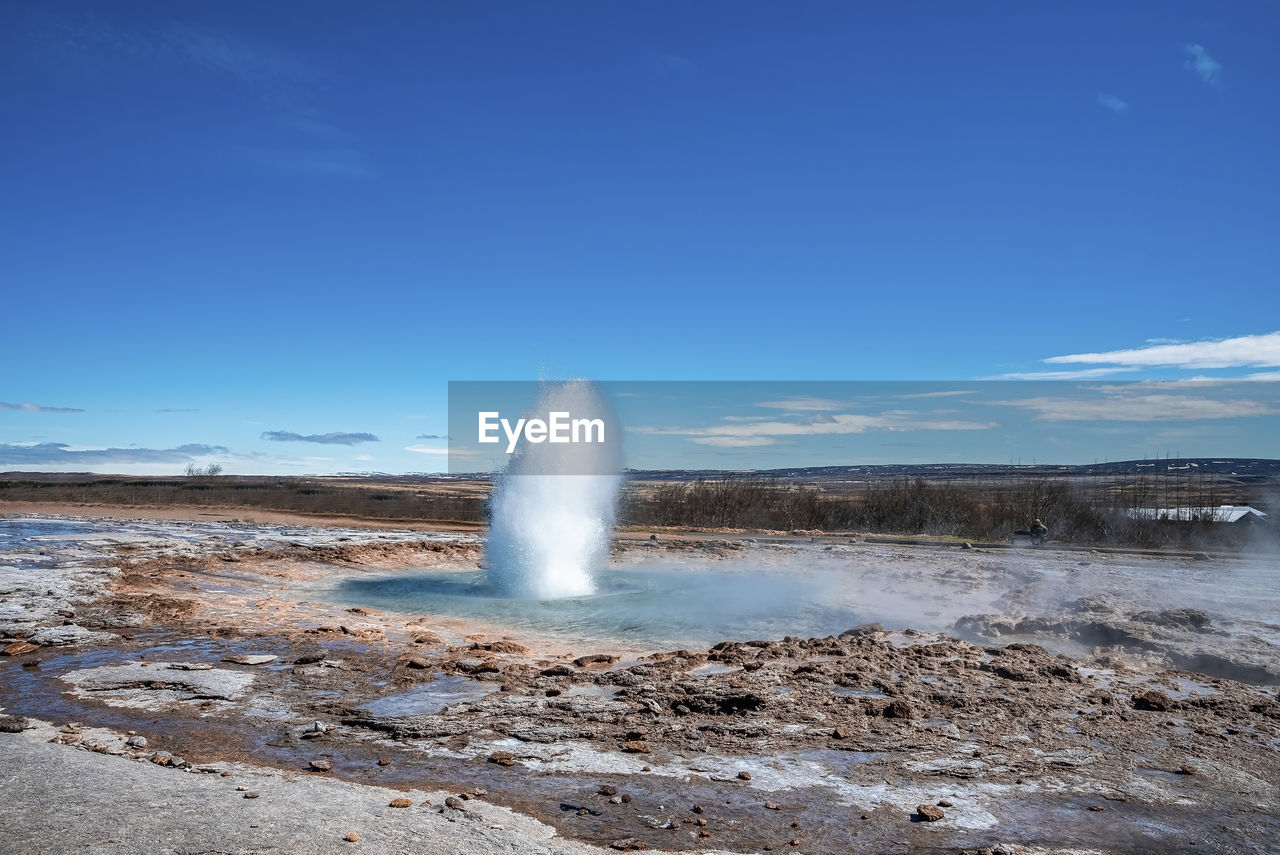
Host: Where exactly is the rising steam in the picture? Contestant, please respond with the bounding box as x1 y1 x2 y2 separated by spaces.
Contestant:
484 381 622 599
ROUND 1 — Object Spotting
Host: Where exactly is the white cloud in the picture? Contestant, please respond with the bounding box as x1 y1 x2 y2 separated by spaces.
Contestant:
0 401 84 413
631 411 997 447
1185 44 1222 86
994 394 1275 422
896 390 976 399
1044 331 1280 370
404 444 449 455
998 367 1134 381
755 397 846 412
1097 92 1128 113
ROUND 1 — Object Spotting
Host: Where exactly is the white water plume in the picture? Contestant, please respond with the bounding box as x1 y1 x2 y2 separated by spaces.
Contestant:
484 381 622 599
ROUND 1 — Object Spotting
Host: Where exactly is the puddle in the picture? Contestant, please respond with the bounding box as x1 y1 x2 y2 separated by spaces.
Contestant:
562 685 623 700
689 663 742 677
1136 767 1192 783
357 675 498 717
830 686 888 699
1162 676 1222 700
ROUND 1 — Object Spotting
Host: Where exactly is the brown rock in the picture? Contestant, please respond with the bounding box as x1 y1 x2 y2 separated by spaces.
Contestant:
389 798 412 808
541 664 573 677
343 832 360 842
309 759 333 772
2 641 39 656
573 653 620 668
377 757 391 766
599 785 618 796
938 800 954 808
610 839 643 851
916 804 944 821
765 802 780 810
1088 805 1105 812
243 791 260 799
445 796 465 810
404 657 431 670
622 740 649 753
737 771 752 780
488 751 517 766
1132 690 1174 712
0 715 28 733
473 640 529 654
884 699 915 719
832 726 853 739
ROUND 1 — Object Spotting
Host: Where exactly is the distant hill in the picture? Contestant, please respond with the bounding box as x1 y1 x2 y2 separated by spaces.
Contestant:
623 458 1280 484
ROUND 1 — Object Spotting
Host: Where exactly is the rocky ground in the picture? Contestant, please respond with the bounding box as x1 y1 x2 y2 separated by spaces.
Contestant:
1 513 1278 854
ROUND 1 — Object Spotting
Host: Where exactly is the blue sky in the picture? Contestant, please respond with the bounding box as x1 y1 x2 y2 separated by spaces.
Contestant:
2 2 1277 474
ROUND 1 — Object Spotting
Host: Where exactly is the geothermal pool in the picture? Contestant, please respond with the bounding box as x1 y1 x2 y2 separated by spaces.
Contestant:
322 560 875 648
309 539 1280 677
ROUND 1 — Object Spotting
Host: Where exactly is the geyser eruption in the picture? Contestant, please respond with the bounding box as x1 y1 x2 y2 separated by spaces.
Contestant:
484 381 622 599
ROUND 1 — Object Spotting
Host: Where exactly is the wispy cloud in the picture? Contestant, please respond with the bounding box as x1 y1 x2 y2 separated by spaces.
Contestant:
992 393 1275 422
896 390 976 399
756 397 846 412
1044 331 1280 371
1185 44 1222 86
416 433 449 440
631 411 997 447
1097 92 1129 114
161 22 319 90
407 444 485 459
0 442 226 465
405 444 450 456
261 431 379 445
26 11 363 175
0 401 84 413
997 367 1134 381
156 407 198 414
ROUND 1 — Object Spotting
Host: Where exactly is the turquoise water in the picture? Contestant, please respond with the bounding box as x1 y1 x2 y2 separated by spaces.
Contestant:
322 562 863 649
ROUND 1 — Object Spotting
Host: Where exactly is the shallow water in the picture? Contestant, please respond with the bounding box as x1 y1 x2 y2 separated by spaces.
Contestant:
357 675 498 716
321 562 868 649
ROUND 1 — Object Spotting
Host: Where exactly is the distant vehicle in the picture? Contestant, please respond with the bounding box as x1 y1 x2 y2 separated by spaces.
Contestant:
1012 519 1048 546
1010 530 1047 546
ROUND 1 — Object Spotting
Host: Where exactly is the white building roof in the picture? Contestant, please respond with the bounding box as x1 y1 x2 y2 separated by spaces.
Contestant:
1124 505 1268 523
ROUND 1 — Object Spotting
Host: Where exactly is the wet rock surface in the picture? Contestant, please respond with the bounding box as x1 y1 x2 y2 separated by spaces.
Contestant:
1 513 1277 854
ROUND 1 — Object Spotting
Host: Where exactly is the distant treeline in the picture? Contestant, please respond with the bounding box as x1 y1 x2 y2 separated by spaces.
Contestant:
0 477 486 524
0 473 1271 550
619 475 1271 550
